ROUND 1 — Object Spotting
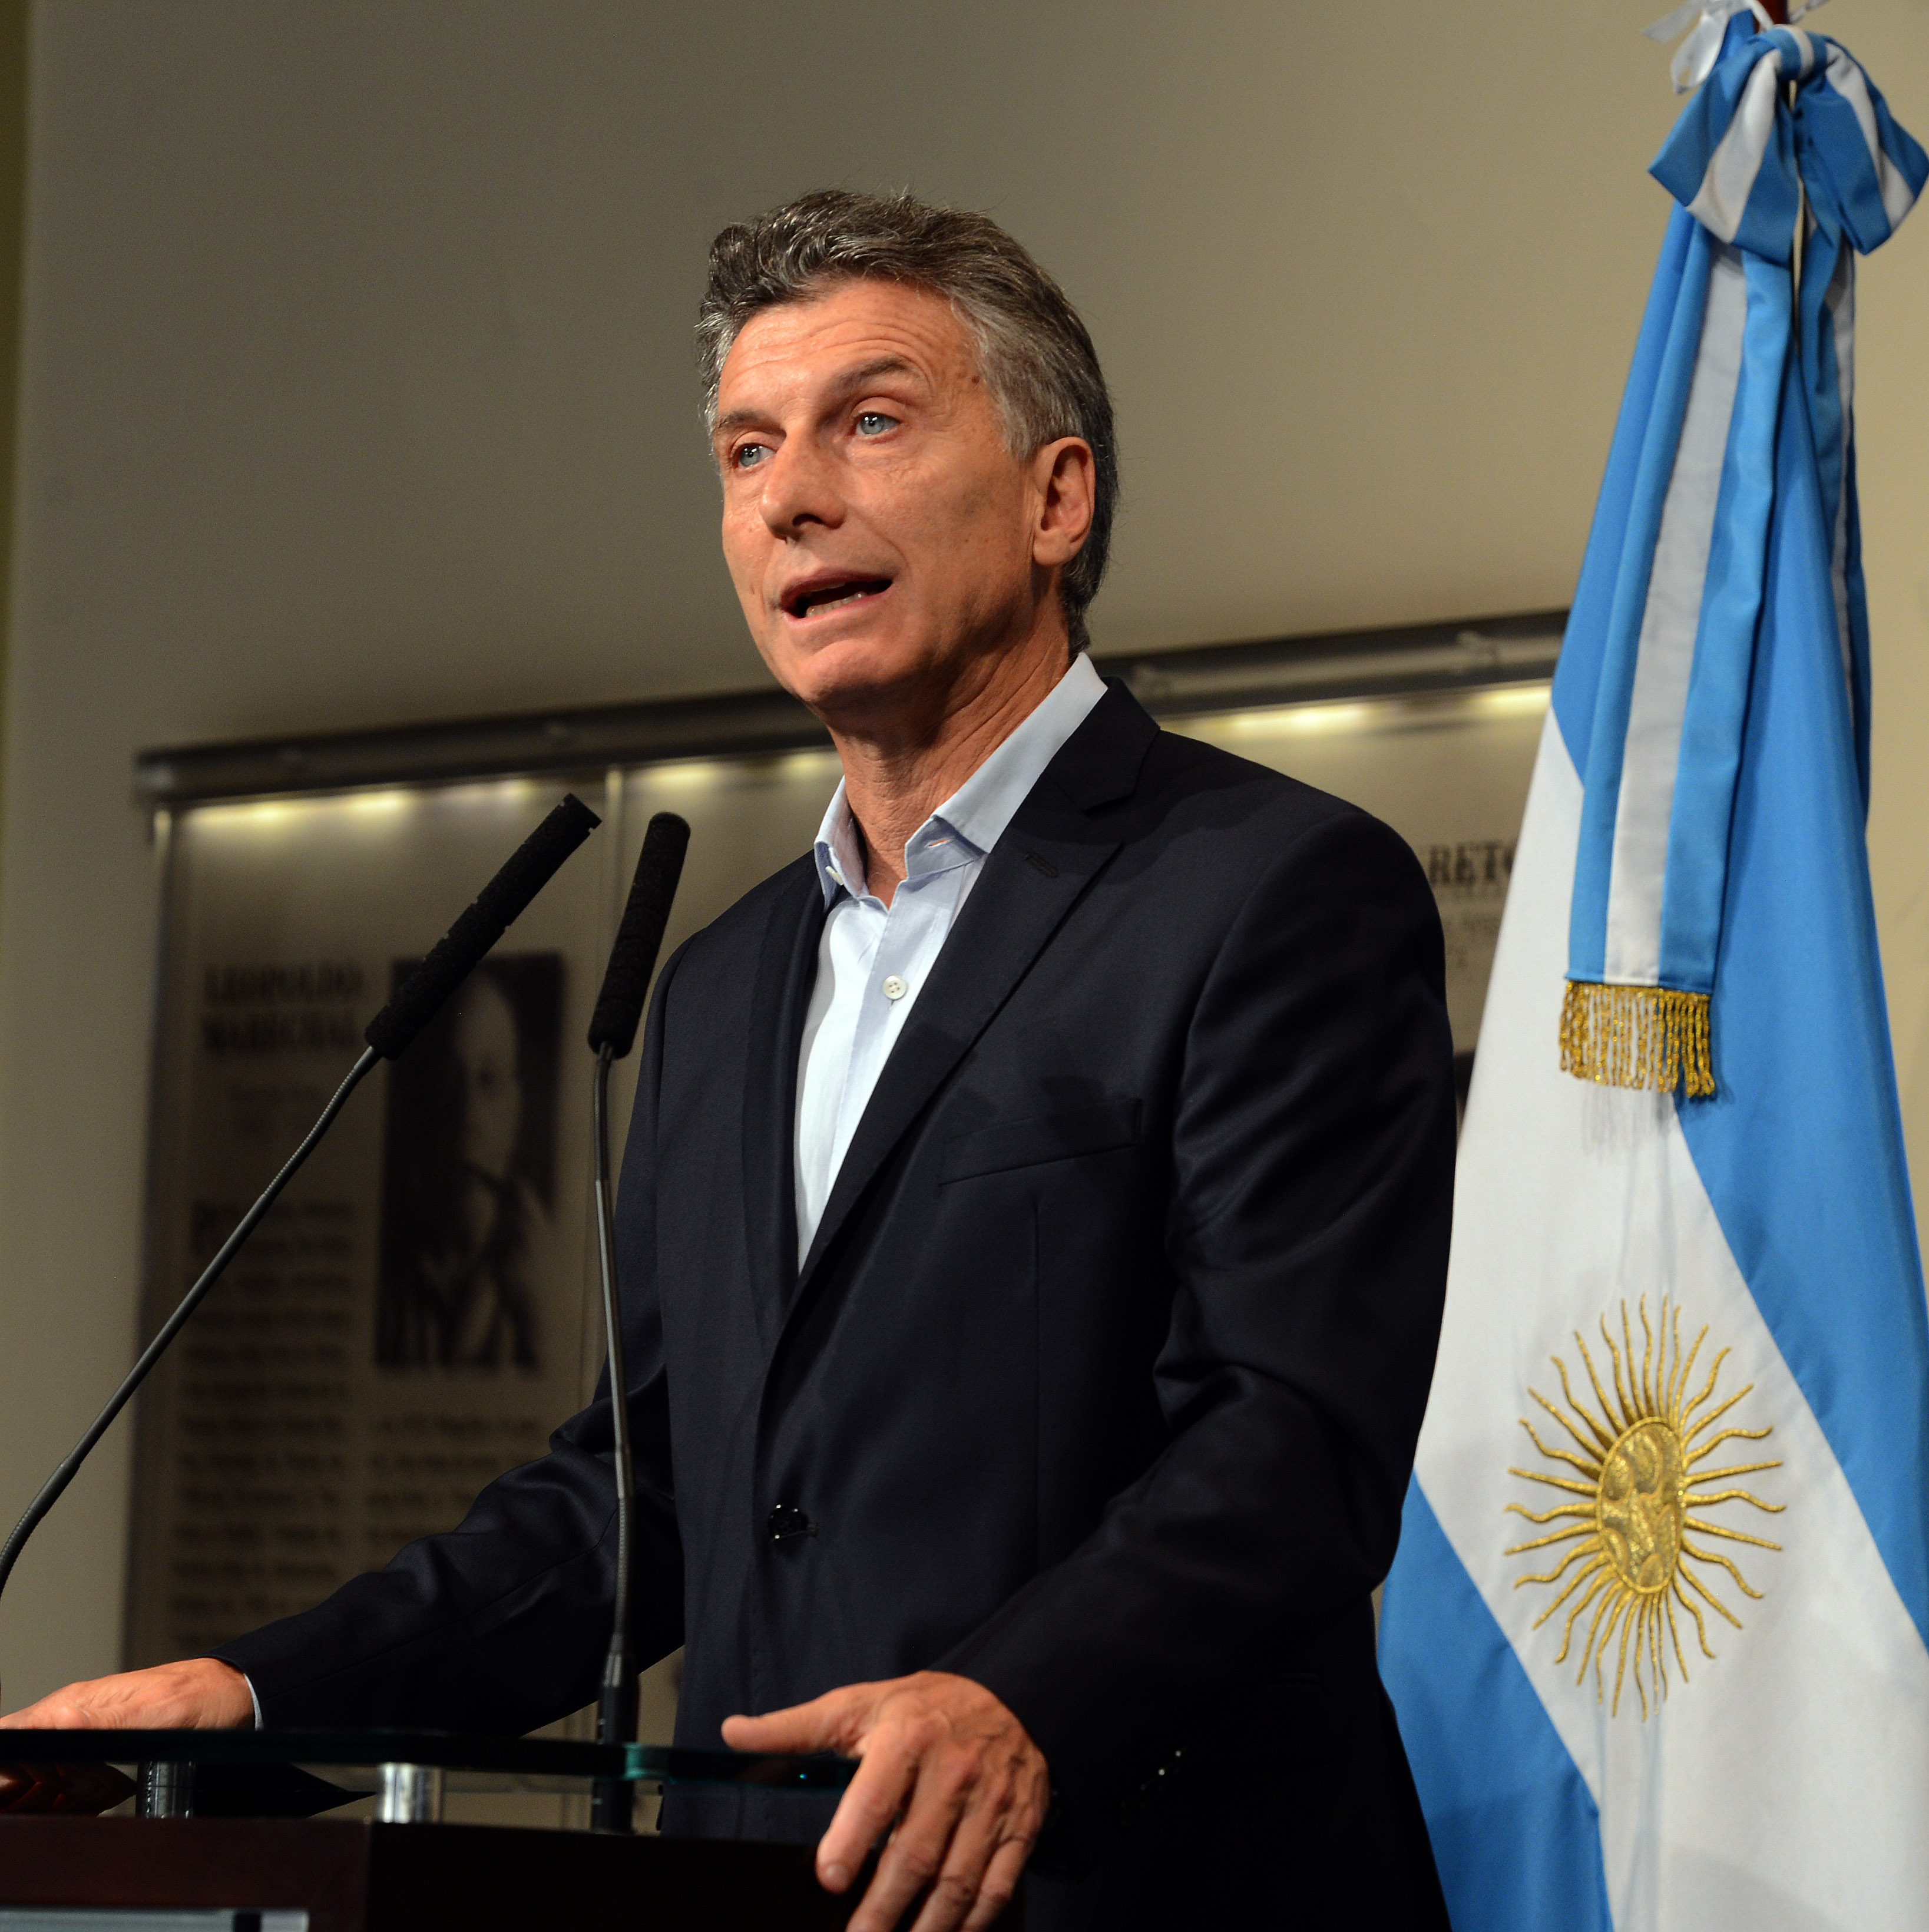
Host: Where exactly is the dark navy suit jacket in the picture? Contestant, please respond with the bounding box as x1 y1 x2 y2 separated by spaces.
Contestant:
220 682 1456 1927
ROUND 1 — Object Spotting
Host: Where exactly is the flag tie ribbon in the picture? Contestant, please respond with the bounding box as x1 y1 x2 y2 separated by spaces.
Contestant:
1559 19 1924 1098
1643 2 1832 97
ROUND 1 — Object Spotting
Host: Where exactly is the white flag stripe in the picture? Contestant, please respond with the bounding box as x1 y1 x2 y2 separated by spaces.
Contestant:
1685 55 1785 243
1423 714 1929 1932
1603 244 1747 985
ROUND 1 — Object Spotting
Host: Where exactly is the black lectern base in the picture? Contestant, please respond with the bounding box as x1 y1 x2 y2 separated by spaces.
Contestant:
0 1817 863 1930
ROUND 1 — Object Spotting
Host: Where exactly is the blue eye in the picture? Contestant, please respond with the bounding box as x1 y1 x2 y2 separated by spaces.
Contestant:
855 412 896 437
732 441 769 470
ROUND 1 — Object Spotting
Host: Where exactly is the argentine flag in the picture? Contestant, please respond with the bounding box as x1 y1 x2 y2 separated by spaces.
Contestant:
1379 20 1929 1930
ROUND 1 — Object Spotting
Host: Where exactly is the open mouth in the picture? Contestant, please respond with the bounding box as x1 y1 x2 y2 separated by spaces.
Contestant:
784 577 892 620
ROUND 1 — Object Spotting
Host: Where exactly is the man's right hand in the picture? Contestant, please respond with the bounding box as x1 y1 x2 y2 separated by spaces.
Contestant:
0 1658 253 1730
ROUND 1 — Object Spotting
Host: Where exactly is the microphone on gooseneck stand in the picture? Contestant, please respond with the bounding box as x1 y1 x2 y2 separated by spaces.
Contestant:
585 812 691 1835
361 792 603 1058
0 792 602 1706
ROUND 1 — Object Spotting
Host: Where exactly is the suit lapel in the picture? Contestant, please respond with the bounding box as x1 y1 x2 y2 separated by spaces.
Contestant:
792 682 1159 1298
740 859 828 1349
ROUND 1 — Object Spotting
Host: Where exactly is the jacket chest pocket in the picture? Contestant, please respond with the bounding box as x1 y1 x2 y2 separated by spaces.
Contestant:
938 1097 1142 1185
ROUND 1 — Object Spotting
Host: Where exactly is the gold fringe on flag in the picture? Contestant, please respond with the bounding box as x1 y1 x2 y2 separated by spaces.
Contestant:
1559 981 1715 1098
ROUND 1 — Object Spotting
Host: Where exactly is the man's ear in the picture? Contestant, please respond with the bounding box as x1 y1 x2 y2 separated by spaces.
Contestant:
1031 437 1096 570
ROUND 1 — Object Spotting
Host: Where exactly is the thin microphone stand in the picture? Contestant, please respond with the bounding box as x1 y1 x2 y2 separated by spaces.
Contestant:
0 1047 380 1613
589 1040 639 1832
581 808 689 1832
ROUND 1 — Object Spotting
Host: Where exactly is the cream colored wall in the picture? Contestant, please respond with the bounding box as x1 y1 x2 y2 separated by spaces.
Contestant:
0 0 1924 1703
0 0 28 954
1857 2 1929 1200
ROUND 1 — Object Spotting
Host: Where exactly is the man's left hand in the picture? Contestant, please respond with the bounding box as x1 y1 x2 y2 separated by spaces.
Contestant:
722 1668 1047 1931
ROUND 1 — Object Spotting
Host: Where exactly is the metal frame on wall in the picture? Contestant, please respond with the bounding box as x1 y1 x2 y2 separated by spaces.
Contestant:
133 610 1565 809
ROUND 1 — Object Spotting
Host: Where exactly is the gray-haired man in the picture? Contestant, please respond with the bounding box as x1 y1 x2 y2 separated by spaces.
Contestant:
7 193 1455 1932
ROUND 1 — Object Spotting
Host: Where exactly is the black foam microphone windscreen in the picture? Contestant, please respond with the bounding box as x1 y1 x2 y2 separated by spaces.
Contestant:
363 791 601 1060
588 813 691 1058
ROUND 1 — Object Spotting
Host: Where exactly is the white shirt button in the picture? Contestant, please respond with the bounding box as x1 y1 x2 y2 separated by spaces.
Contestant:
881 975 908 1001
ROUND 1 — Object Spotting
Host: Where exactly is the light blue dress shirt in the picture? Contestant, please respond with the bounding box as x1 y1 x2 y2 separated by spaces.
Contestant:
794 653 1107 1262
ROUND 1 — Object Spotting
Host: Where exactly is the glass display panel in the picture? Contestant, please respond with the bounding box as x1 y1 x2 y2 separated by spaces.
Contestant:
127 778 616 1672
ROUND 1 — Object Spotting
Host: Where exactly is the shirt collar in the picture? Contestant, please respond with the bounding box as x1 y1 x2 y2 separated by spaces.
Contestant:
812 651 1107 907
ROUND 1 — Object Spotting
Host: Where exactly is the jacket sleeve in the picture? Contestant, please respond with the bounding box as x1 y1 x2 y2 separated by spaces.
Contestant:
937 809 1455 1845
211 945 691 1733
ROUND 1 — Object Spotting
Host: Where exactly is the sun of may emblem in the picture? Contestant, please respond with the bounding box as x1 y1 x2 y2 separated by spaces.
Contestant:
1506 1298 1784 1718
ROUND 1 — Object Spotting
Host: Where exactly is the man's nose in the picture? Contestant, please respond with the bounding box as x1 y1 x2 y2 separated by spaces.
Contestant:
756 437 843 537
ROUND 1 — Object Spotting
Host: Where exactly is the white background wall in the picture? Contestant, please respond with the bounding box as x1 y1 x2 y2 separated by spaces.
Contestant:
1 0 1925 1705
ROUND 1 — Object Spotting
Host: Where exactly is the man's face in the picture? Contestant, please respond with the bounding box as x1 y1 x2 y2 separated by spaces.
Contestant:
712 280 1068 723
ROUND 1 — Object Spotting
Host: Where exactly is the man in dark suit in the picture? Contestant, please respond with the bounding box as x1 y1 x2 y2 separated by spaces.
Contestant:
5 191 1455 1931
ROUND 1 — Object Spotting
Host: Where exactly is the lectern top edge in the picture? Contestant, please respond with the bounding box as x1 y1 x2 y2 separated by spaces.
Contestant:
0 1730 855 1792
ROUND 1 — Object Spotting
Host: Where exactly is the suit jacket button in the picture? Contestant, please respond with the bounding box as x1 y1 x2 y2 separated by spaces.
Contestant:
767 1503 812 1543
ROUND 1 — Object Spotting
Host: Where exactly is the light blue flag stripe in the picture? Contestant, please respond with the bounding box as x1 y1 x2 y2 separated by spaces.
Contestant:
1655 247 1785 991
1674 344 1929 1648
1794 38 1928 803
1801 45 1928 253
1379 1479 1613 1932
1550 207 1696 783
1652 24 1803 260
1564 207 1710 984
